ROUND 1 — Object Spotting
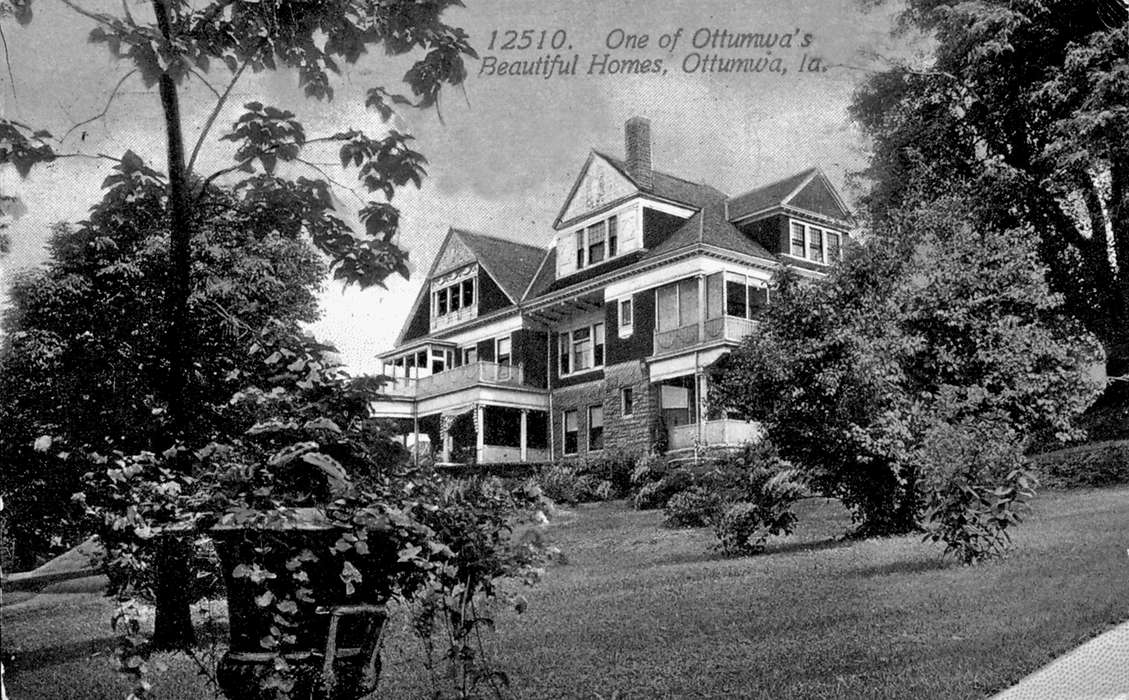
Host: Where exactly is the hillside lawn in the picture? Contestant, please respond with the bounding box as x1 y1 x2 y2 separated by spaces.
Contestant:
4 486 1128 699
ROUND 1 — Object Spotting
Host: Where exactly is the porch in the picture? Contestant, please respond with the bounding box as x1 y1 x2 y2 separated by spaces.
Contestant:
667 419 764 451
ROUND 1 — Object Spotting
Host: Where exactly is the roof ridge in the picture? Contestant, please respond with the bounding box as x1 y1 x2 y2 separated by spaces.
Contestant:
453 227 548 253
727 166 819 202
593 149 720 191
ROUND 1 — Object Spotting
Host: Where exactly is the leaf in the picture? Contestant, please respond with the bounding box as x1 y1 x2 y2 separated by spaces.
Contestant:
300 452 350 494
255 590 275 607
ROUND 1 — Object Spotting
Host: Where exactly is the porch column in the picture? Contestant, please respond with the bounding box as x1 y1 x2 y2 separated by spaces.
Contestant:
440 414 453 463
696 273 706 342
520 409 529 462
475 403 485 463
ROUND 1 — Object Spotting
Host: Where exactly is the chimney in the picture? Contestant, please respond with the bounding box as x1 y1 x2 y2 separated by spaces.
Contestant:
625 116 653 189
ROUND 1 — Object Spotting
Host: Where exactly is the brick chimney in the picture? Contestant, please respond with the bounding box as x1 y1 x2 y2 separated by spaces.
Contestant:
624 116 653 189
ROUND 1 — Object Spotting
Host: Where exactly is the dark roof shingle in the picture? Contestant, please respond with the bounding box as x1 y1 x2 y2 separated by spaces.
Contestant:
453 229 546 302
726 168 818 221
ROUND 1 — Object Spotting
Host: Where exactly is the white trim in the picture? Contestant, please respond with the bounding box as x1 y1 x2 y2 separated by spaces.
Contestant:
558 320 606 378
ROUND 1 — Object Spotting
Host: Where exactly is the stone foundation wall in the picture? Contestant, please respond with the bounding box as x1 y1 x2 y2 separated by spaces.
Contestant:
549 360 656 461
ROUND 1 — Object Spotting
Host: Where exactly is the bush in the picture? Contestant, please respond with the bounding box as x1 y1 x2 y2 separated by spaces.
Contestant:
920 420 1038 563
1033 440 1129 489
632 469 693 510
663 487 723 528
713 469 806 555
536 454 637 504
537 462 586 503
630 454 667 486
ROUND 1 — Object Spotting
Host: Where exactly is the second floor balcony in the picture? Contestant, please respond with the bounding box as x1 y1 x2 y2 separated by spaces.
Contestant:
653 315 759 356
379 361 536 400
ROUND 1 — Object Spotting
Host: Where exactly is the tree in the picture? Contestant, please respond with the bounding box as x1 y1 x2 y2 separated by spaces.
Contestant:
0 0 476 647
711 197 1103 543
851 0 1129 372
0 175 325 571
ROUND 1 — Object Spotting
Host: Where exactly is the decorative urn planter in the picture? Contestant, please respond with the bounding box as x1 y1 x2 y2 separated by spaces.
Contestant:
210 509 387 700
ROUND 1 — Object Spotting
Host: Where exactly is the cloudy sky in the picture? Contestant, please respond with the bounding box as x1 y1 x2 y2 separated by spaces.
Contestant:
0 0 917 373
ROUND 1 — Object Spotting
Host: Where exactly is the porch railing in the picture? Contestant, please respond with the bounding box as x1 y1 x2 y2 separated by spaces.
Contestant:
668 419 764 450
378 361 528 399
653 316 760 355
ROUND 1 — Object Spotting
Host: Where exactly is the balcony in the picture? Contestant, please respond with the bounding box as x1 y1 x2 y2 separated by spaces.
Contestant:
378 361 532 400
430 303 478 332
653 316 759 356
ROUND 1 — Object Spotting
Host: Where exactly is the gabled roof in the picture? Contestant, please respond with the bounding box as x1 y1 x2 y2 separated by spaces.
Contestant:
726 167 852 223
595 151 728 209
391 227 547 347
453 228 546 303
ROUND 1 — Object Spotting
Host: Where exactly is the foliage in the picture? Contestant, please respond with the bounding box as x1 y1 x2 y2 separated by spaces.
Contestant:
711 197 1103 550
1034 440 1129 489
0 179 325 569
73 332 551 699
919 419 1039 563
713 468 807 556
631 469 693 511
535 454 634 505
852 0 1129 369
662 487 723 529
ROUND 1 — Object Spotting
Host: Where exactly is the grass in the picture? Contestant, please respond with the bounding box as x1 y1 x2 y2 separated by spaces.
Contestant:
4 487 1129 699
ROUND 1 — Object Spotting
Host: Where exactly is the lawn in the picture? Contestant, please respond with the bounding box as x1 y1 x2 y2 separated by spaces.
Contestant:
4 487 1129 699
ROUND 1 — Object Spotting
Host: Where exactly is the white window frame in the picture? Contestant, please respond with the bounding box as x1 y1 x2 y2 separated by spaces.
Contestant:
573 214 619 270
559 321 606 378
432 275 477 318
496 335 512 365
786 219 843 265
619 298 633 330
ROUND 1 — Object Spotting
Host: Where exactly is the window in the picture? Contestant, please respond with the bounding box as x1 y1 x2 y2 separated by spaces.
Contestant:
789 220 843 264
809 227 824 264
573 214 619 269
572 326 591 371
619 298 633 330
463 346 477 364
559 322 606 376
588 405 604 451
826 232 841 262
587 223 606 264
496 336 512 365
432 271 476 320
622 387 634 416
726 280 747 318
790 221 805 257
563 410 579 455
656 278 701 332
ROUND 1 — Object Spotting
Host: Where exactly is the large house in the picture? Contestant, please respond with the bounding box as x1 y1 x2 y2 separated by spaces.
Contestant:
370 117 853 464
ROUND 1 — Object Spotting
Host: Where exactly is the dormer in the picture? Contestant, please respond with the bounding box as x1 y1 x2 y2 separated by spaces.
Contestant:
727 168 854 271
551 117 703 281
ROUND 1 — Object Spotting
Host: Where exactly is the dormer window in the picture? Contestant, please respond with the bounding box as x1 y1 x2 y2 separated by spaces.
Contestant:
574 215 619 270
789 220 843 265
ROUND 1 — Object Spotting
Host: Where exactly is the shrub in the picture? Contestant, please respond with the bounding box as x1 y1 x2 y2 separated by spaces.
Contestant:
713 470 806 555
663 487 723 528
631 454 667 486
920 420 1038 563
632 469 693 510
1033 440 1129 489
537 462 585 504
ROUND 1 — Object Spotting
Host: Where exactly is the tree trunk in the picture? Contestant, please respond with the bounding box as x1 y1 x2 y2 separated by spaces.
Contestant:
151 0 195 650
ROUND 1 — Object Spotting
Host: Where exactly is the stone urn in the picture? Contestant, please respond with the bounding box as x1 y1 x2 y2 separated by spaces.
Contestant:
210 509 387 700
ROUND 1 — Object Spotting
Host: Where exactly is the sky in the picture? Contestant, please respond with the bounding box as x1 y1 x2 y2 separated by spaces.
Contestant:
0 0 918 374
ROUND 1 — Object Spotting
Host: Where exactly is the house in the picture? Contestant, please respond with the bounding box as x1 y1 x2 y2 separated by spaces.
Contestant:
371 117 853 464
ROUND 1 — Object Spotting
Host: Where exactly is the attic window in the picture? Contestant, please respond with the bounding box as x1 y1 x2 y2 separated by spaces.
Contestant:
575 214 619 270
432 275 476 320
788 220 843 265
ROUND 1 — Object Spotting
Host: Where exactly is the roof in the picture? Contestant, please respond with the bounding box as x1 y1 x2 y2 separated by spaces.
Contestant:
452 228 547 302
593 151 729 209
726 167 852 223
645 201 776 262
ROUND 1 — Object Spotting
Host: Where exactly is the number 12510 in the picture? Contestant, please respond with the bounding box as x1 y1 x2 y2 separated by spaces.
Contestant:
487 29 569 51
